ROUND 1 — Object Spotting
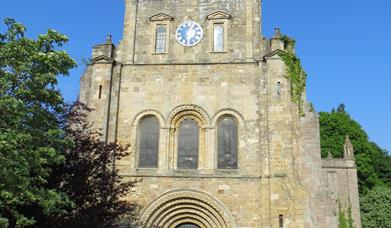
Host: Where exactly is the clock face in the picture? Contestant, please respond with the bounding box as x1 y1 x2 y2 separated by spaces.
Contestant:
176 21 203 47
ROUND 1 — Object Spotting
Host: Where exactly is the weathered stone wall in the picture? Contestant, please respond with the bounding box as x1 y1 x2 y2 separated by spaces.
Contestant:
115 63 260 174
322 159 362 228
120 0 262 64
78 0 361 227
124 177 262 227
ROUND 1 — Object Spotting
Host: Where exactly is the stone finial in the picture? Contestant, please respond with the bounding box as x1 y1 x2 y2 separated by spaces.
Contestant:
273 28 282 39
343 135 354 159
106 34 113 44
327 150 333 159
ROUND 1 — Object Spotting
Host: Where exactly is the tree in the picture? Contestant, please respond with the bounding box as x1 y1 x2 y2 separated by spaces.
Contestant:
319 106 368 158
32 102 139 228
0 19 76 227
360 186 391 227
319 104 391 194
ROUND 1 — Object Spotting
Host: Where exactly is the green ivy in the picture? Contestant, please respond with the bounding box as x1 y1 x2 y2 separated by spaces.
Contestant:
278 35 307 116
281 35 296 52
337 200 355 228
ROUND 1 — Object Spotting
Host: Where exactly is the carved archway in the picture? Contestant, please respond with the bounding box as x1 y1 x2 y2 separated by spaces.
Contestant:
138 189 236 228
166 105 210 169
167 104 210 128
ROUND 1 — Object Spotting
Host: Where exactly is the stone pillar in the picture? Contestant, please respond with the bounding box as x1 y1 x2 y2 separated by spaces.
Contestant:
346 162 361 228
106 63 122 143
121 0 138 63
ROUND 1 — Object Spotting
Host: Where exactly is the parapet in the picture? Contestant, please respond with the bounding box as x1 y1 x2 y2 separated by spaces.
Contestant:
262 28 296 58
92 35 115 60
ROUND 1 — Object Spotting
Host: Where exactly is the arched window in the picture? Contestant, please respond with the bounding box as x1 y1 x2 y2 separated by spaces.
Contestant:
138 116 160 168
177 118 199 169
155 25 167 53
217 116 238 169
213 24 224 52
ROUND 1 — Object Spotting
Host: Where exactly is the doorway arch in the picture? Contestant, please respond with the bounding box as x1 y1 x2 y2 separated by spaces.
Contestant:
175 222 200 228
138 189 235 228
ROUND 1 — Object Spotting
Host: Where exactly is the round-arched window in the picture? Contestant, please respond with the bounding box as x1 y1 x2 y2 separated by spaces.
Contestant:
138 115 160 168
217 116 238 169
177 118 199 169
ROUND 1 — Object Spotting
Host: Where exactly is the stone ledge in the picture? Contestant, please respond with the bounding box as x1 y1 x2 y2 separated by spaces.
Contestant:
120 172 261 179
322 158 356 169
121 61 258 66
321 166 357 169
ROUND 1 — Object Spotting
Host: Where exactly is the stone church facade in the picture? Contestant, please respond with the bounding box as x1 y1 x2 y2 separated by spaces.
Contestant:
79 0 361 227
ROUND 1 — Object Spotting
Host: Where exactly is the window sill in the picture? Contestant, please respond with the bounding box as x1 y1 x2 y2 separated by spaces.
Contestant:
215 169 240 175
136 167 158 171
210 51 228 54
152 52 168 55
216 168 239 171
122 170 260 179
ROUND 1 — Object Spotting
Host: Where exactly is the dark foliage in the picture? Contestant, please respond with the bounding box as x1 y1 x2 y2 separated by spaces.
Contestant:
32 102 139 228
0 18 138 227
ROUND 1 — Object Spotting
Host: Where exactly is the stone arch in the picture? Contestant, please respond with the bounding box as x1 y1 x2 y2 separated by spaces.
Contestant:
138 189 236 228
167 105 210 169
167 104 211 128
131 110 165 169
212 108 245 127
132 109 166 127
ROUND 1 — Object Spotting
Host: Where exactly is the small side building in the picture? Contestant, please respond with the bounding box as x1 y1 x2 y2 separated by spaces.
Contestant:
322 136 361 228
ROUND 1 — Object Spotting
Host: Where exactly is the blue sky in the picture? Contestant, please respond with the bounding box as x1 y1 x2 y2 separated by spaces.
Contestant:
1 0 390 152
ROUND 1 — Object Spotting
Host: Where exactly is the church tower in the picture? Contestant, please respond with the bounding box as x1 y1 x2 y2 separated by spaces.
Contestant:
79 0 361 227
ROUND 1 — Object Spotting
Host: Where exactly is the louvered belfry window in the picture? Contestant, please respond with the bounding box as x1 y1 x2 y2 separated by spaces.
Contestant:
138 116 159 168
217 116 238 169
177 118 199 169
213 24 224 52
155 25 167 53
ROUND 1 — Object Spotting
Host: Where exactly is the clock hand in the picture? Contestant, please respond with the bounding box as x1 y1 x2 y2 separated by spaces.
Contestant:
186 22 196 40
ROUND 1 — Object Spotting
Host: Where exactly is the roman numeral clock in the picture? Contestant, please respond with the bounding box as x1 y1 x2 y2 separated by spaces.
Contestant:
176 21 203 46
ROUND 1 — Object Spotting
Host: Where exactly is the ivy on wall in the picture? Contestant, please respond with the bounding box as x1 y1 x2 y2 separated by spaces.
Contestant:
337 200 355 228
278 35 307 116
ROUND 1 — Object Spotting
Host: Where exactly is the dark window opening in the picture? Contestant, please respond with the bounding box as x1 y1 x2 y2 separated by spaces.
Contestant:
279 214 284 228
98 85 103 99
276 82 281 96
217 116 238 169
138 116 160 168
176 223 200 228
177 118 199 169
